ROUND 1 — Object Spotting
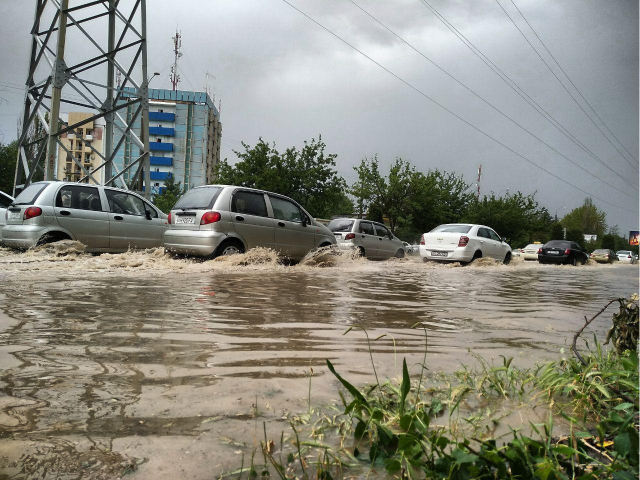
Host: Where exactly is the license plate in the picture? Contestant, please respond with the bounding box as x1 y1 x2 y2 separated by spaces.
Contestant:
431 251 448 257
548 251 559 255
8 211 21 219
175 216 195 224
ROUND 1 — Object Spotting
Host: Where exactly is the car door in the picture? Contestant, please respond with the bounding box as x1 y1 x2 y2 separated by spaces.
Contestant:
104 189 164 250
374 224 395 258
475 227 494 258
357 221 378 257
487 228 505 260
230 190 275 249
53 184 110 248
268 195 315 259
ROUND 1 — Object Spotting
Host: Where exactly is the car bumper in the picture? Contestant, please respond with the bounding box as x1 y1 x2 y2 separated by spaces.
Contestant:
538 254 570 264
163 229 228 256
419 245 473 262
522 253 538 261
335 241 357 251
618 258 636 264
1 225 46 250
591 257 612 263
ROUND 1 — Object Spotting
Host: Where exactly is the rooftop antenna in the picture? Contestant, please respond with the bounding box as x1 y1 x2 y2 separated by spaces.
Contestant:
476 164 482 200
205 71 216 102
170 29 182 91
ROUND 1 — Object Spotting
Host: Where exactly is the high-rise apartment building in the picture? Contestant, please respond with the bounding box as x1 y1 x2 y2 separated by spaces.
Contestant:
113 88 222 194
56 113 105 184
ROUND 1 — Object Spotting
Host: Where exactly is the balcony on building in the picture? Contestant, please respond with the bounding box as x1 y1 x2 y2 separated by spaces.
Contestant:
149 142 173 152
85 134 93 142
150 156 173 166
150 171 171 181
149 126 175 137
149 112 175 122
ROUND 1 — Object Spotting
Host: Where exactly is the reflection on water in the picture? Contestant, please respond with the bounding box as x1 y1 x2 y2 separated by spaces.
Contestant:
0 247 636 478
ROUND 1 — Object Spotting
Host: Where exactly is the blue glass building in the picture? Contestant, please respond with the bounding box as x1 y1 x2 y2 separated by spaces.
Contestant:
114 88 222 194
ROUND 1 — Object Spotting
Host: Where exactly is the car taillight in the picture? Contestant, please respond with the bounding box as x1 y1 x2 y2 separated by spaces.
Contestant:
520 249 525 253
458 236 469 247
24 207 42 220
628 255 632 258
167 212 172 224
564 248 571 255
345 233 355 240
590 253 594 257
201 211 221 225
537 248 542 254
420 234 425 245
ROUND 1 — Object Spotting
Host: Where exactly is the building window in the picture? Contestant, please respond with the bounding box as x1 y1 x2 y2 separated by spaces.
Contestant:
156 138 162 143
155 183 159 187
155 168 159 172
159 109 164 113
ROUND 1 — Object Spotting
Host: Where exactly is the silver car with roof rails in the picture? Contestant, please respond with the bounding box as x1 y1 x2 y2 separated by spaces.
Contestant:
3 181 166 251
163 185 336 261
328 217 406 259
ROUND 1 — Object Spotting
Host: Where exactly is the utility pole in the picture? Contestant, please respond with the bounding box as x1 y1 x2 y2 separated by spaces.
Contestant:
170 30 182 91
15 0 151 194
476 164 482 200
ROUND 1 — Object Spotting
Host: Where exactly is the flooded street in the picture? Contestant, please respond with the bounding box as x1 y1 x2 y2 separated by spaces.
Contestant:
0 244 637 478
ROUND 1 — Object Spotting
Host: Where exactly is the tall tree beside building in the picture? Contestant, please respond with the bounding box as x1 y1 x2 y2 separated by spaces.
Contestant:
0 141 18 194
153 174 184 214
561 198 607 238
213 137 352 218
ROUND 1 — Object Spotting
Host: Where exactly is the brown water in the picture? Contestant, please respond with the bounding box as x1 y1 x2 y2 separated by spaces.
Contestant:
0 244 637 478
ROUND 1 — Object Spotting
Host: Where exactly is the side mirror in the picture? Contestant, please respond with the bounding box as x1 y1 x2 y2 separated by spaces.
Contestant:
502 237 507 243
388 233 393 240
302 216 308 227
145 209 152 220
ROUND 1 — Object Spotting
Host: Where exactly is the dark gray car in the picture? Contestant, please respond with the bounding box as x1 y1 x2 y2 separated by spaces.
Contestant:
163 185 336 260
3 181 166 251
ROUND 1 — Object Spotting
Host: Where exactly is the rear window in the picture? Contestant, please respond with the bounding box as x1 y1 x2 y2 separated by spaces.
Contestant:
545 240 571 248
13 183 48 205
617 251 631 255
173 187 222 210
592 249 607 254
431 224 472 234
525 244 539 249
327 219 354 232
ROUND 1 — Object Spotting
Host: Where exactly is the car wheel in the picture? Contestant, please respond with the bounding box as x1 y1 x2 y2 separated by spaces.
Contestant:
395 249 405 259
571 257 577 266
503 252 511 264
213 239 245 259
357 246 365 257
471 250 482 262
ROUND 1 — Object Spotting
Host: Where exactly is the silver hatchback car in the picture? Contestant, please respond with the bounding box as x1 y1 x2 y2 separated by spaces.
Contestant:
328 218 406 259
3 181 166 252
163 185 337 261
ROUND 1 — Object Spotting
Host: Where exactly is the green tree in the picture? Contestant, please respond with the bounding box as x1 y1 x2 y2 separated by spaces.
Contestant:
463 192 552 248
153 174 183 213
550 222 564 240
601 234 616 251
213 137 352 218
561 198 607 238
0 141 18 194
566 228 585 249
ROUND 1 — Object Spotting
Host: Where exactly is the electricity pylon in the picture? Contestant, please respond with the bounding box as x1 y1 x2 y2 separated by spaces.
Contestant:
14 0 152 198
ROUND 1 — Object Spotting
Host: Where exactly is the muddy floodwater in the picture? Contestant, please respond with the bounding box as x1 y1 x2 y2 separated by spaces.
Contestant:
0 243 637 478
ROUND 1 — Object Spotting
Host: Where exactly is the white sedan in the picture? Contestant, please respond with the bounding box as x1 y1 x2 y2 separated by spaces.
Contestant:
419 223 512 264
616 250 638 264
518 243 542 261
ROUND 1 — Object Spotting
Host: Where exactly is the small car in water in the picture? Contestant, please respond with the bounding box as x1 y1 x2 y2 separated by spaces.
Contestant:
590 249 617 264
517 243 542 261
0 189 15 245
3 181 166 252
537 240 588 266
419 223 512 264
163 185 336 261
616 250 638 264
328 218 406 259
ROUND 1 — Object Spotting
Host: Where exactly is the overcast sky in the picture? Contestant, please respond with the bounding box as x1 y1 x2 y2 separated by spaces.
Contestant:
0 0 638 234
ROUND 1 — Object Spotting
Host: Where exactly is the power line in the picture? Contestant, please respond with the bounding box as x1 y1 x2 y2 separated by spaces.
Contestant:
496 0 638 171
347 0 637 199
416 0 638 192
278 0 636 214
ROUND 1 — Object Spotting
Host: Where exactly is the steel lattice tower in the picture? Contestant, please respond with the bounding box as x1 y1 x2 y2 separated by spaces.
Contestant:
14 0 152 198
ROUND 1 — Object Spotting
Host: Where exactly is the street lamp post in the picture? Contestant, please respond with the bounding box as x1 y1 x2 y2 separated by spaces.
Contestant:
555 206 567 221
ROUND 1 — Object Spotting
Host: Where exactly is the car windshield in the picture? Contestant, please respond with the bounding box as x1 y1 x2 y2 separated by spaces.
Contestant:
327 219 354 232
430 224 472 234
173 187 222 210
13 183 48 205
545 240 571 248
